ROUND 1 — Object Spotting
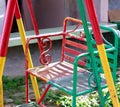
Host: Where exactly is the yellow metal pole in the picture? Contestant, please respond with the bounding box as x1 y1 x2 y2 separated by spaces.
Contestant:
15 2 40 101
97 44 120 107
85 0 120 106
0 57 6 107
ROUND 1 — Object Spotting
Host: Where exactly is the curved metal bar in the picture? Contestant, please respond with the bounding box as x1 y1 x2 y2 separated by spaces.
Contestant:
88 72 96 88
39 37 52 65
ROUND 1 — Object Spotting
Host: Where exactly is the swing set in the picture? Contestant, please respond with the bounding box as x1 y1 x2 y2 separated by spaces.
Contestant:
0 0 120 107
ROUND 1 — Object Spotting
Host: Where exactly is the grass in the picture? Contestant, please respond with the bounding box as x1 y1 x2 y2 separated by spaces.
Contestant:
3 76 25 105
2 68 120 106
3 76 25 91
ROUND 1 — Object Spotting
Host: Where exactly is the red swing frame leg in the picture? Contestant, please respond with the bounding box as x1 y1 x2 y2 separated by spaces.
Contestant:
38 84 51 106
25 71 29 103
26 71 51 106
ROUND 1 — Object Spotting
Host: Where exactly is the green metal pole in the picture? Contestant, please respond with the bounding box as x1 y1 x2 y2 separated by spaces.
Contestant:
77 0 105 106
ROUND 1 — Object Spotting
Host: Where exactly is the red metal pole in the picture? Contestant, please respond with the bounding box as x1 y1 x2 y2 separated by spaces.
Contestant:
0 0 17 107
25 0 48 65
0 0 17 57
38 84 51 105
26 0 39 35
85 0 103 45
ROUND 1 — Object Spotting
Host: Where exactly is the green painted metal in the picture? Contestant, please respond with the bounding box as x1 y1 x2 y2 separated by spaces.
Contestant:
46 1 119 107
77 0 105 106
77 0 119 107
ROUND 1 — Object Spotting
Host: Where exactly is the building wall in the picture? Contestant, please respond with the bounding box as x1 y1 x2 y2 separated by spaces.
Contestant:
0 0 120 33
22 0 65 30
22 0 107 30
109 0 120 9
0 1 5 34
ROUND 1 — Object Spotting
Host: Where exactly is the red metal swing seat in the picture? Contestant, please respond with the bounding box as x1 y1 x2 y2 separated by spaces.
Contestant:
27 61 92 92
25 17 119 107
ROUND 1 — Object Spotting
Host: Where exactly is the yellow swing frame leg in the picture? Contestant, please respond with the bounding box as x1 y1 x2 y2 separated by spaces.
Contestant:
97 44 120 107
16 18 40 101
0 0 40 106
0 57 6 107
15 2 40 101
